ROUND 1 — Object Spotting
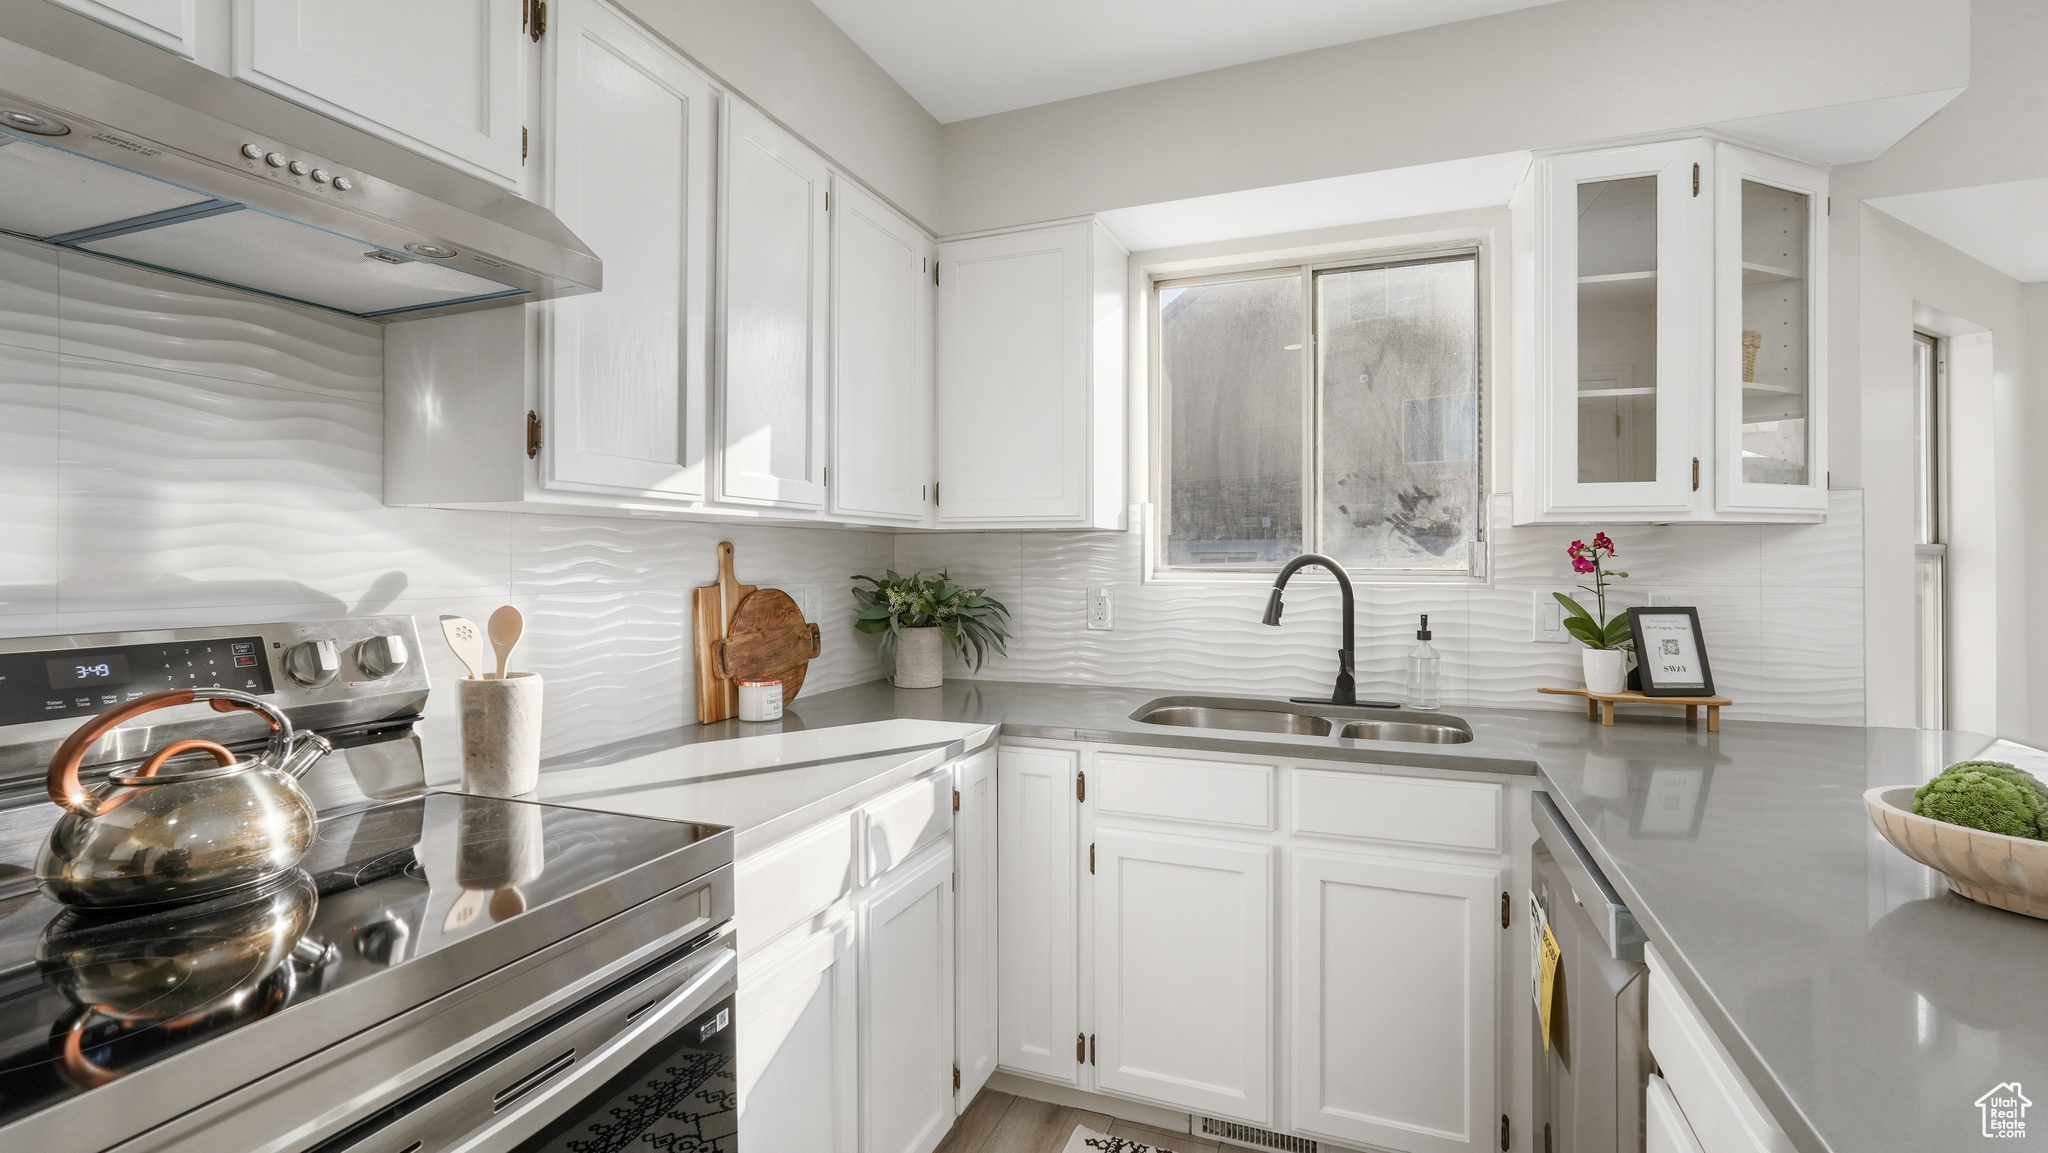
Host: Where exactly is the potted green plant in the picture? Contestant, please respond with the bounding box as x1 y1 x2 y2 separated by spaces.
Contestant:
1555 532 1633 694
851 570 1012 689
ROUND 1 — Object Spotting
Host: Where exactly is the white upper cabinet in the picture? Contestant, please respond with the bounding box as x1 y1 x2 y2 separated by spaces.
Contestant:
1513 135 1827 524
233 0 530 189
1713 142 1829 518
48 0 203 58
936 218 1126 530
542 0 712 499
830 176 935 525
719 99 831 510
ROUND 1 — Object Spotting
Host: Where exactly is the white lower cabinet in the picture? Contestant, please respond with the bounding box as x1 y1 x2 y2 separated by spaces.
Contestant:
1647 1075 1708 1153
737 917 860 1153
997 744 1080 1085
860 843 957 1153
1287 850 1503 1153
954 748 1000 1107
1091 828 1272 1123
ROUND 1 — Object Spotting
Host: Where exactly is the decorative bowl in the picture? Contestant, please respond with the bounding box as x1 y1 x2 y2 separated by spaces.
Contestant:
1865 785 2048 920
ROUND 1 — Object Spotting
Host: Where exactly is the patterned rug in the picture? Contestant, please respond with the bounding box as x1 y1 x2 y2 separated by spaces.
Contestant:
1062 1123 1183 1153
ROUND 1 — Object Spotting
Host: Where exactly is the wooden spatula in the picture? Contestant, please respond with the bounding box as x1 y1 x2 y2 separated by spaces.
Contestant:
488 605 524 680
440 616 485 680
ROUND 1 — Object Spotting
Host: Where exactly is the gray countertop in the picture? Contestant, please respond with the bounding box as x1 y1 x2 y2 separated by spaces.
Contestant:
544 678 2035 1153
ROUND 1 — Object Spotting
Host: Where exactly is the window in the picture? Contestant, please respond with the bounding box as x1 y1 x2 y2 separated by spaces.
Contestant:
1157 251 1482 576
1912 330 1946 729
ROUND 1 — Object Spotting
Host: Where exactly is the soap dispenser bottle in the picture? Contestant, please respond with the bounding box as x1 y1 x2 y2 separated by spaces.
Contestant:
1407 614 1441 711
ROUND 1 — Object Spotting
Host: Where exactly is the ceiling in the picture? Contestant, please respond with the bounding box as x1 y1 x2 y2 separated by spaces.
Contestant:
811 0 1565 123
1867 178 2048 283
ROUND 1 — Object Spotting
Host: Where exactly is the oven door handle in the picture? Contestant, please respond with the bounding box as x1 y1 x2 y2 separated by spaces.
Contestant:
449 943 737 1153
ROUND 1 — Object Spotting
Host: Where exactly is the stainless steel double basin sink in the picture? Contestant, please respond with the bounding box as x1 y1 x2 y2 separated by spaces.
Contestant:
1131 696 1474 744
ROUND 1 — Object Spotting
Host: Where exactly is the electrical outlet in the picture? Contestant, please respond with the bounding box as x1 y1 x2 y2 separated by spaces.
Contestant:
1087 588 1115 631
1533 591 1568 643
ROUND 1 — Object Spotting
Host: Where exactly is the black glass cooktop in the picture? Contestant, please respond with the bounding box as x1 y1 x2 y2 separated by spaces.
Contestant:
0 791 728 1129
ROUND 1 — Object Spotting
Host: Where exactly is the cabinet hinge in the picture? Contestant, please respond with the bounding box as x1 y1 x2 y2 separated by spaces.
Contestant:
952 788 960 812
1076 770 1086 802
953 1065 961 1092
527 0 546 41
1692 457 1700 492
934 261 940 286
521 126 528 163
1090 1034 1097 1065
1501 891 1511 929
823 466 829 486
1089 842 1096 875
933 482 940 506
1077 1033 1087 1063
1502 1114 1512 1151
922 483 929 503
526 411 543 459
824 190 831 211
1827 196 1832 216
951 872 956 892
1691 162 1700 197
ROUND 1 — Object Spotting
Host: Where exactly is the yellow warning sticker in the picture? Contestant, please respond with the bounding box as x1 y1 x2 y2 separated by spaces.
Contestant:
1538 921 1562 1050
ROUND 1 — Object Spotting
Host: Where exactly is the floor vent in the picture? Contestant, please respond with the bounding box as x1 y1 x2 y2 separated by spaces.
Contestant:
1199 1117 1317 1152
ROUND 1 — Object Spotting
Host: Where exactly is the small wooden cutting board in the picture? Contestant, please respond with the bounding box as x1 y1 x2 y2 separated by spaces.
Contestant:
692 542 755 723
716 589 822 701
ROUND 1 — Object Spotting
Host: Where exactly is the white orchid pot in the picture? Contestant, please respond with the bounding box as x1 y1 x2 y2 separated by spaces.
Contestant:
894 627 944 689
1581 648 1627 695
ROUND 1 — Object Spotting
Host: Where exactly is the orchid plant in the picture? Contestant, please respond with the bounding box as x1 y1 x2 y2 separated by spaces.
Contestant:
1554 532 1633 651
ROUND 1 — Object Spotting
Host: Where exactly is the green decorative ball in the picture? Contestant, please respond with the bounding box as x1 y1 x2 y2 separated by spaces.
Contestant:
1913 760 2048 840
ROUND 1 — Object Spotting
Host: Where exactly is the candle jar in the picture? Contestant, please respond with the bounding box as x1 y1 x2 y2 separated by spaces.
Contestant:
736 677 783 722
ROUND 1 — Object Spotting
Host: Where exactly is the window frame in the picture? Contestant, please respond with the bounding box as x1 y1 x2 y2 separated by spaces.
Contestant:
1149 243 1488 583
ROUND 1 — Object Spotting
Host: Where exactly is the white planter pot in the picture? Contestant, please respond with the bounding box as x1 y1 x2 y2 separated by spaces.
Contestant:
1581 648 1627 695
894 627 944 689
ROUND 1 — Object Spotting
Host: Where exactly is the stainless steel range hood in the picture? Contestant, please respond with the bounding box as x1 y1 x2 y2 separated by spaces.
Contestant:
0 1 599 321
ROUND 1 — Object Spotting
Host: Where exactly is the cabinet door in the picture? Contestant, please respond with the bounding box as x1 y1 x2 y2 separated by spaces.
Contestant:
737 918 859 1153
1092 828 1273 1124
1713 142 1828 518
719 99 830 509
1537 140 1709 518
861 843 956 1153
50 0 201 57
542 0 712 498
1289 850 1501 1153
954 748 999 1108
830 176 933 524
997 745 1079 1085
936 221 1109 527
234 0 528 188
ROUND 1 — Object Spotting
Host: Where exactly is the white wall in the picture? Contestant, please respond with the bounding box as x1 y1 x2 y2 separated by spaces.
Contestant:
618 0 942 228
938 0 1968 234
0 237 889 765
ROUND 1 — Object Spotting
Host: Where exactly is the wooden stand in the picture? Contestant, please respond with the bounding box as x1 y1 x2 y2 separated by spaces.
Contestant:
1538 686 1732 731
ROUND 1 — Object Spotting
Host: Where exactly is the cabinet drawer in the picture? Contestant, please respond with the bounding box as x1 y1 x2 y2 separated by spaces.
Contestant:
1646 1075 1707 1153
1093 750 1274 830
1291 769 1501 852
862 770 953 882
737 815 856 956
1645 945 1792 1153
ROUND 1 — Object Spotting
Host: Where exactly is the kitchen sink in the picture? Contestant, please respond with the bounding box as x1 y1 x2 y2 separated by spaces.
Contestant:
1131 697 1473 744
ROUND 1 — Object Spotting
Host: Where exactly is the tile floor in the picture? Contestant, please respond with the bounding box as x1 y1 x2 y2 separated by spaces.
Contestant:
935 1089 1222 1153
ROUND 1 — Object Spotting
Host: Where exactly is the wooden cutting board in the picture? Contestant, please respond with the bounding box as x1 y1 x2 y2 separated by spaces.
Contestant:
692 542 755 723
715 589 823 701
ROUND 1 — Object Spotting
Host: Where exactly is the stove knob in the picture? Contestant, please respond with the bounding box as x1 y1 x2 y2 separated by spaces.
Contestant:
356 634 409 679
284 638 340 686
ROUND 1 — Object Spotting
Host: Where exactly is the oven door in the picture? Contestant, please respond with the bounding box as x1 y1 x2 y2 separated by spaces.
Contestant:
315 925 737 1153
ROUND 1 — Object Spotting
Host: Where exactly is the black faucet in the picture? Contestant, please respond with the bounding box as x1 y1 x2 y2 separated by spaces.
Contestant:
1262 553 1395 709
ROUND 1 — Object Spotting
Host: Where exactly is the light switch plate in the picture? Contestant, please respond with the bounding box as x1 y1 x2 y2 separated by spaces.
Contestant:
1533 591 1568 643
797 587 823 620
1088 588 1114 631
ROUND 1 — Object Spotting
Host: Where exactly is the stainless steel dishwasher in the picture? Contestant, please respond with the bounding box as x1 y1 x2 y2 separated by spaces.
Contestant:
1531 791 1654 1153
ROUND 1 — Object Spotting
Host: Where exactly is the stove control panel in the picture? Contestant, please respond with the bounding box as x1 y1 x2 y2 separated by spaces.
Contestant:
0 616 428 730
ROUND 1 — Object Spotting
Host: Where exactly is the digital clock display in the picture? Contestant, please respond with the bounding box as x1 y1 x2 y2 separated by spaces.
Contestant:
46 654 131 689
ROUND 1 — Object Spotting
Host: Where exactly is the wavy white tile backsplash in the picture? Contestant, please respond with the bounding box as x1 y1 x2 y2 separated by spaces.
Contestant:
0 238 890 758
896 490 1866 725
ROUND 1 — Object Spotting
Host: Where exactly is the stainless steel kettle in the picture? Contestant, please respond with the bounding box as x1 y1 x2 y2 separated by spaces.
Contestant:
37 688 332 909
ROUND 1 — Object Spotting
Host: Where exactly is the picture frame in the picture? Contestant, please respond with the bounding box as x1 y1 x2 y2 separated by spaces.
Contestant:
1626 606 1715 696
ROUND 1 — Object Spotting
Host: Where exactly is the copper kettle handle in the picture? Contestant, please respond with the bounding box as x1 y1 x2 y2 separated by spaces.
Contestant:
46 689 281 816
136 739 237 778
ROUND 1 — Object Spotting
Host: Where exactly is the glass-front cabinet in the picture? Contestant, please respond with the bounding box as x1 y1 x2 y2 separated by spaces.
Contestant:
1513 135 1828 524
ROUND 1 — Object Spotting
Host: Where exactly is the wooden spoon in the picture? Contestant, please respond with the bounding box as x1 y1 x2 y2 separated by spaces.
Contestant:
488 605 524 680
440 615 485 680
